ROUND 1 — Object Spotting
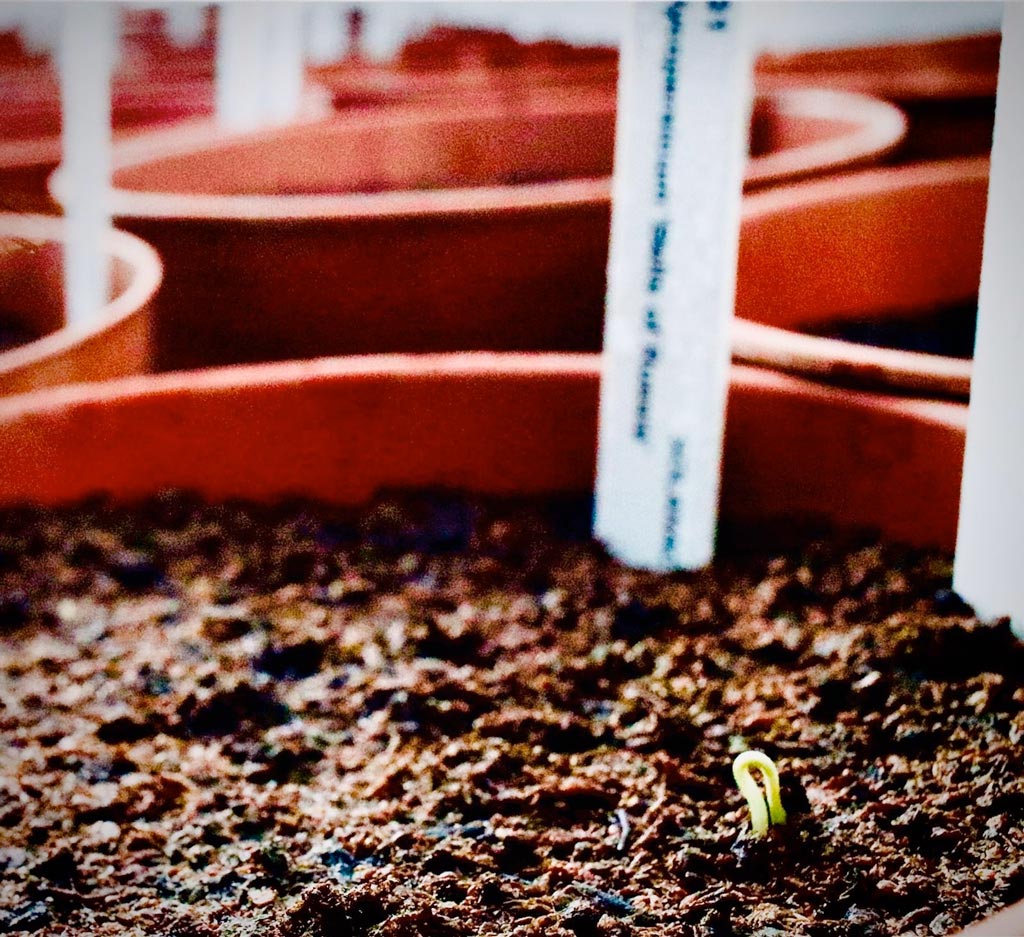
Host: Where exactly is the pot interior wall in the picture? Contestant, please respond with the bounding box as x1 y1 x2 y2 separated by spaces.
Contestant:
0 237 137 338
127 201 613 370
898 96 997 160
0 239 62 337
113 96 619 196
0 98 62 142
749 108 858 158
735 164 988 334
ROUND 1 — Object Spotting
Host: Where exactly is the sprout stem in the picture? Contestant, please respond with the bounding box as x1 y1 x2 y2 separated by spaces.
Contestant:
732 750 787 837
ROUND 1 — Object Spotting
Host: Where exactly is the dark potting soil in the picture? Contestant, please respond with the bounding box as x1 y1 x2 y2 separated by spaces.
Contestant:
805 300 978 360
1 491 1022 937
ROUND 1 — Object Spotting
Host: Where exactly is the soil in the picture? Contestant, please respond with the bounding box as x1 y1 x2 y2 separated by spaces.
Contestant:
806 301 977 360
1 490 1023 937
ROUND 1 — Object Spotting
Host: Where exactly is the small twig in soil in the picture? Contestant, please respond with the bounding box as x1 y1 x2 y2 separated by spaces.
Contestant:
570 881 635 917
614 807 631 852
732 750 787 838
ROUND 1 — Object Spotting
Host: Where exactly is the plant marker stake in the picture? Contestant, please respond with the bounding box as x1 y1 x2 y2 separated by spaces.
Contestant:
263 2 305 125
594 2 752 571
306 2 346 66
165 3 208 48
18 4 62 55
217 2 305 130
216 1 269 131
59 1 117 330
954 3 1024 636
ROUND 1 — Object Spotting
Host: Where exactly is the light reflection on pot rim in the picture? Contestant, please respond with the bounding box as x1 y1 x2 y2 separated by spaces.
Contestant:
45 87 907 223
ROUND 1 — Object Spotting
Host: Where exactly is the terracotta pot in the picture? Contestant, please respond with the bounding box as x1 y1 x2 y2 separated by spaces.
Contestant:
0 212 162 394
70 87 904 372
310 21 617 111
745 87 907 187
0 71 329 213
395 25 617 73
0 6 214 212
0 359 1017 931
0 354 1018 933
733 158 987 399
0 352 966 552
117 7 216 83
314 58 619 113
959 902 1024 936
755 32 1000 160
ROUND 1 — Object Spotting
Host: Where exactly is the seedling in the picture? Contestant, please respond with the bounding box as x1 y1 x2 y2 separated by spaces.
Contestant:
732 750 787 838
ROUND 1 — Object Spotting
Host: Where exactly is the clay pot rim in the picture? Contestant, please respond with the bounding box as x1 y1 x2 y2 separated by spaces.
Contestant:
733 156 988 400
744 87 907 186
0 350 966 433
46 87 906 223
311 58 617 95
740 153 988 216
0 212 163 375
0 115 218 172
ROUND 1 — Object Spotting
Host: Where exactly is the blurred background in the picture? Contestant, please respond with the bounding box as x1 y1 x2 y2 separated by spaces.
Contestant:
0 1 1008 587
303 1 1006 55
0 1 1003 393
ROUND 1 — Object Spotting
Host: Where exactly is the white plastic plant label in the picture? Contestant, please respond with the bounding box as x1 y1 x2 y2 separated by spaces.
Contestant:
60 1 117 329
594 1 752 571
164 4 207 48
954 2 1024 635
216 2 304 131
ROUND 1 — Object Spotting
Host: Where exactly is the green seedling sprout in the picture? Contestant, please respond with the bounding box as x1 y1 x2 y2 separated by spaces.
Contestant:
732 750 787 838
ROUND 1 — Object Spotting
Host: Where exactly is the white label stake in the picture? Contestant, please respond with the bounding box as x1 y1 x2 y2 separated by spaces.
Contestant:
305 2 346 66
595 1 752 571
217 2 305 131
216 2 269 131
264 2 306 126
953 2 1024 634
165 3 208 48
59 1 117 329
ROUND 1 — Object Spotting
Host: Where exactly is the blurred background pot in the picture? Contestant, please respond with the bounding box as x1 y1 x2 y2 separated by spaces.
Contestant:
0 77 331 214
63 87 904 372
733 157 987 400
0 212 161 395
0 353 966 552
0 8 214 212
0 77 215 213
755 32 1000 161
116 6 216 83
312 23 618 111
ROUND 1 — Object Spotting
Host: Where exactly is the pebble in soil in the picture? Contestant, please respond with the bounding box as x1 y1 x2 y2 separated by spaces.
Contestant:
0 490 1022 937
